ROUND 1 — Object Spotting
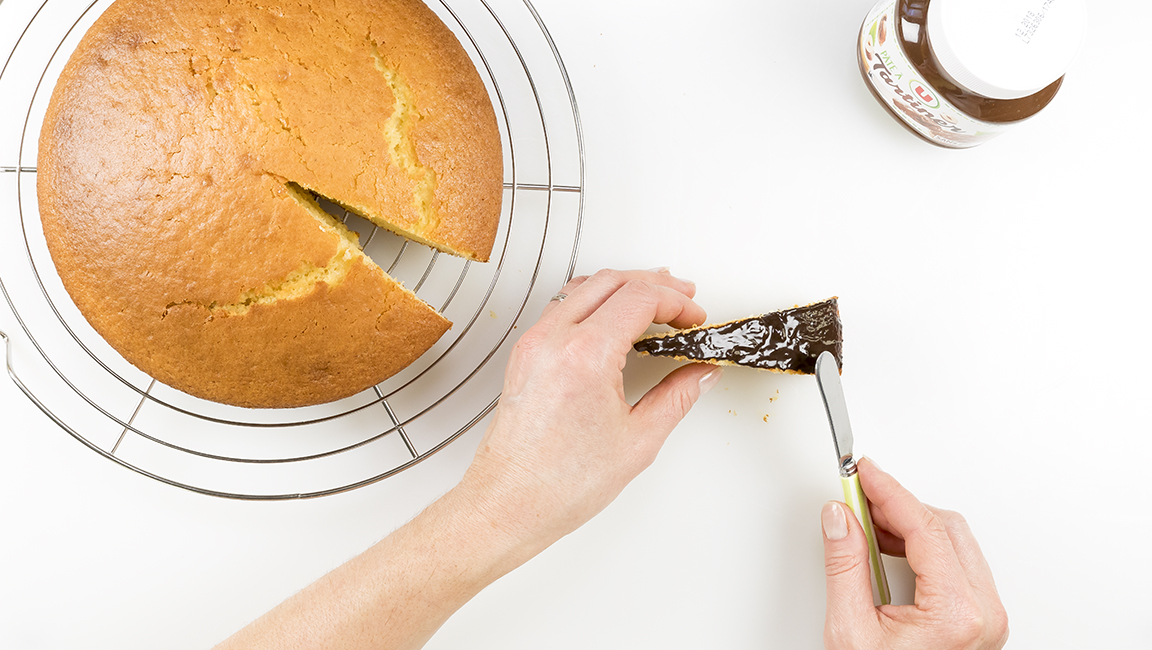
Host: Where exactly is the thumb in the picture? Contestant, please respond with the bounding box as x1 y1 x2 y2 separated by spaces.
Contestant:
821 501 880 646
629 364 721 437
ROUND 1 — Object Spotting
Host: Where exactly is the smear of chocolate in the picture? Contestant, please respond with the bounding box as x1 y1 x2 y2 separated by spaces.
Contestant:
632 299 841 375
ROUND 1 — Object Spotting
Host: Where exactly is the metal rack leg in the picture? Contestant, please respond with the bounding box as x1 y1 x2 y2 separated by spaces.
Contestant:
111 379 156 456
375 386 418 459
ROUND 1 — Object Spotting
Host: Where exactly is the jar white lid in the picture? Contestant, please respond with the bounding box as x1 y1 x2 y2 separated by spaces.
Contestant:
926 0 1087 100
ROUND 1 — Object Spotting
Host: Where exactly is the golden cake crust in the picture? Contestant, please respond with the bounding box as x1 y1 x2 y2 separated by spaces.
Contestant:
37 0 502 408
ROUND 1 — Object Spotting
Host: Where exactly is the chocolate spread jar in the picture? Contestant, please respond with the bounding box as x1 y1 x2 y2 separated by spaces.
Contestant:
858 0 1086 148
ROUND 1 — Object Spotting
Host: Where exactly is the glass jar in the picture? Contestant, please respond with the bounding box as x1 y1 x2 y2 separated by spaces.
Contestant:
858 0 1086 148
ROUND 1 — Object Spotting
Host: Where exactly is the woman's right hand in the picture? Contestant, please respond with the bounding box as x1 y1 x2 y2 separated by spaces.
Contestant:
821 458 1009 649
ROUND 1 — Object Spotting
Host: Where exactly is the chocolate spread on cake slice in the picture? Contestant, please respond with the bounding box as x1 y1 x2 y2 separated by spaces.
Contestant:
632 299 842 375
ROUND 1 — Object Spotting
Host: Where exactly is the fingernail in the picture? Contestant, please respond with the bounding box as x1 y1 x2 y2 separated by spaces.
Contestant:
646 266 696 286
822 502 848 541
698 367 723 394
861 456 882 472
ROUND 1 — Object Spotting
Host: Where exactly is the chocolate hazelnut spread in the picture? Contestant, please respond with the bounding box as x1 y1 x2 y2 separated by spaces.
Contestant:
858 0 1086 148
632 299 842 375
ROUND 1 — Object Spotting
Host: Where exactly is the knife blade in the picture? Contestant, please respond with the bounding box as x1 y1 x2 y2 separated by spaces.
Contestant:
815 351 891 606
816 351 855 476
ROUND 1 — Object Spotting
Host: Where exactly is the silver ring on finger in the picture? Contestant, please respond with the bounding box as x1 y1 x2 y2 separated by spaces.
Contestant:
550 293 568 302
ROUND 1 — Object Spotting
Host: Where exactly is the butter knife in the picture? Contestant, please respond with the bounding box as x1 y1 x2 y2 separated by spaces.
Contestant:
815 350 891 606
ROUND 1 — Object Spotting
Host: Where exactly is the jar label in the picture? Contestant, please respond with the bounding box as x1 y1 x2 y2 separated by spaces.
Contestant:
859 2 1008 148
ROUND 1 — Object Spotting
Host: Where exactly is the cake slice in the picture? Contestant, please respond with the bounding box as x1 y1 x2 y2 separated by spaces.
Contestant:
632 298 842 375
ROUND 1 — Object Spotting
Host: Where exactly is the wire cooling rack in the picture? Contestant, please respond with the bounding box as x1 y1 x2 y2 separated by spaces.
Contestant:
0 0 584 499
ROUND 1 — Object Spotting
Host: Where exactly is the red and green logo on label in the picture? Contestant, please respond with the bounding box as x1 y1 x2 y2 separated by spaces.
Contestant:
908 78 940 109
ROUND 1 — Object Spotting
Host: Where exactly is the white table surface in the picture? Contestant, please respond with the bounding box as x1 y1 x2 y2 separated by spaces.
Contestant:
2 0 1150 648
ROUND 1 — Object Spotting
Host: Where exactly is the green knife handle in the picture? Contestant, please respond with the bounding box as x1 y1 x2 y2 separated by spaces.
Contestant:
841 471 892 606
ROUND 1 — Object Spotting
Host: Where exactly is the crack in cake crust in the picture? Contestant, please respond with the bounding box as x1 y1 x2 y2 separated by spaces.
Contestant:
371 40 440 236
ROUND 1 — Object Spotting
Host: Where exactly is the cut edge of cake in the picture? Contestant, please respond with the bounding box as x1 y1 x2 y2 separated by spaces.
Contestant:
158 182 451 330
283 183 451 329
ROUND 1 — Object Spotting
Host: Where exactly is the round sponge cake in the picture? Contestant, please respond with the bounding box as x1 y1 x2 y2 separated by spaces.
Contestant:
37 0 503 408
